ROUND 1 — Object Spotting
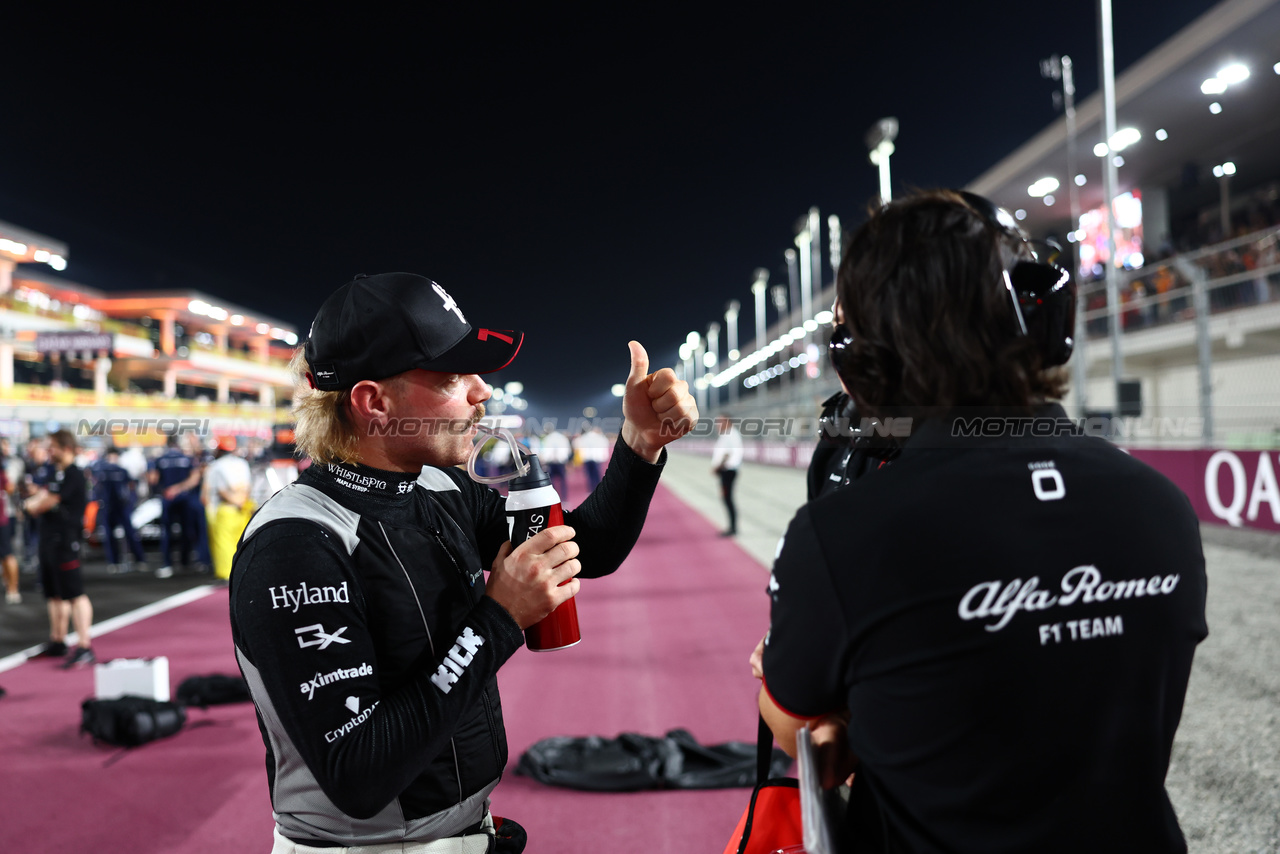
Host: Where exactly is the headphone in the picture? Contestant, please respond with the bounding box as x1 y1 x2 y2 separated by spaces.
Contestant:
828 191 1077 380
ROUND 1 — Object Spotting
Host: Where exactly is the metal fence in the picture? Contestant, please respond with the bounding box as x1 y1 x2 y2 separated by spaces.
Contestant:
1072 223 1280 448
700 226 1280 450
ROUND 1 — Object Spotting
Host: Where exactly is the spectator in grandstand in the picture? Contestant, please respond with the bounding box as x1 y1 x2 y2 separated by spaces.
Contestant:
90 446 148 572
203 436 252 582
24 429 95 668
150 435 206 578
709 413 743 536
756 190 1208 852
573 424 610 491
1152 264 1176 323
539 427 573 502
1 438 21 603
228 271 694 851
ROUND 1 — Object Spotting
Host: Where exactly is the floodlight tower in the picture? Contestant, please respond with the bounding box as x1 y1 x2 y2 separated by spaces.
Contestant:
866 117 899 205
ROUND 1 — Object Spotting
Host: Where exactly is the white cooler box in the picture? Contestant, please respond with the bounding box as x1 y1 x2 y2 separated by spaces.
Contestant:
94 656 171 702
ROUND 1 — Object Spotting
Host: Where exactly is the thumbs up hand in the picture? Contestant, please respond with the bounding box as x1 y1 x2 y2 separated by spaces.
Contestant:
621 340 699 463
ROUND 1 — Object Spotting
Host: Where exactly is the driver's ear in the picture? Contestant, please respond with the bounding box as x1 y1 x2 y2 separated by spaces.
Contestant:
349 379 394 424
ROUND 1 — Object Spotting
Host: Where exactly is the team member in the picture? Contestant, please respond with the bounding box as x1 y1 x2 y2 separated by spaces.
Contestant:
229 272 695 853
91 446 148 572
758 191 1208 852
25 430 95 667
150 436 205 577
538 428 572 502
203 436 252 581
572 425 609 491
1 437 21 603
709 413 743 536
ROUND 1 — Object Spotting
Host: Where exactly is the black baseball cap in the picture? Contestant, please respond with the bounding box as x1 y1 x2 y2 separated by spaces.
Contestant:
303 272 524 391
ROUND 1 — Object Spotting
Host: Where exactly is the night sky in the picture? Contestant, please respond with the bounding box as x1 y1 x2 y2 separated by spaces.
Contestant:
1 1 1215 419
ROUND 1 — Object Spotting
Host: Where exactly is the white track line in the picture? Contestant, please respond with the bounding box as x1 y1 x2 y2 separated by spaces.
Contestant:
0 584 218 674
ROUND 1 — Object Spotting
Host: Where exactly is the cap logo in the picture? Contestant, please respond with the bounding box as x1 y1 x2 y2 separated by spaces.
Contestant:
477 329 514 344
311 364 340 389
432 282 466 324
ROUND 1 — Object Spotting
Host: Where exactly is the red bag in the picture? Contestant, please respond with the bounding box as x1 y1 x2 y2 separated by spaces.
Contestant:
722 717 805 854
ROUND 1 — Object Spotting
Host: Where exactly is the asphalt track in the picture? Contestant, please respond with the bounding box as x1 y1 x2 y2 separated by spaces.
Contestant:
658 450 1280 854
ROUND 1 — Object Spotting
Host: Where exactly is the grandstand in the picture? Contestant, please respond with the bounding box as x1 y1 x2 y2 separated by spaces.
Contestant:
679 0 1280 532
0 220 295 445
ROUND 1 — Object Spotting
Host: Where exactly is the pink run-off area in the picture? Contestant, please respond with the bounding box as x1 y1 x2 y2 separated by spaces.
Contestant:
0 476 774 854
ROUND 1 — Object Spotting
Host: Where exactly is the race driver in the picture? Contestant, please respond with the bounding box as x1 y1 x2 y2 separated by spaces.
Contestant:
229 272 696 853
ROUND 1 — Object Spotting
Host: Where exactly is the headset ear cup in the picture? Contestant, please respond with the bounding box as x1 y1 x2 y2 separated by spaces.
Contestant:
1011 262 1076 366
827 323 856 387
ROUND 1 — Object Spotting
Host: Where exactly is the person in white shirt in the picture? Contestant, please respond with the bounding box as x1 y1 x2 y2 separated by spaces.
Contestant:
573 426 610 492
710 414 744 536
539 429 573 502
204 436 253 581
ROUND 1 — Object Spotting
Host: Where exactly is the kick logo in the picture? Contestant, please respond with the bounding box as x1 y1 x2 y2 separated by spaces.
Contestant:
295 623 351 650
429 627 486 694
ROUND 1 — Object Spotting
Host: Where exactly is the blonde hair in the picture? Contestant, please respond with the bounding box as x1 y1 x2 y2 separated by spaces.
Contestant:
289 348 361 464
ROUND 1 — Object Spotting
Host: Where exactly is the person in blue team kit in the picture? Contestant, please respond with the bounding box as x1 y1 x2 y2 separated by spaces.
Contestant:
90 446 147 571
149 436 206 577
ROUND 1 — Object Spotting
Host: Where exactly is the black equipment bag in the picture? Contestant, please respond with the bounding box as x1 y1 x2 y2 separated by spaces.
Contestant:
80 695 186 747
175 673 251 707
515 728 790 791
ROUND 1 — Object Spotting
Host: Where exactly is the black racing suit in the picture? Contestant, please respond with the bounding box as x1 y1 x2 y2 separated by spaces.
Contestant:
229 436 663 846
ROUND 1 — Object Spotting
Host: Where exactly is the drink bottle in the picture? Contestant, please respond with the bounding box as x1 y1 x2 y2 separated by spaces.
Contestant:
505 453 581 651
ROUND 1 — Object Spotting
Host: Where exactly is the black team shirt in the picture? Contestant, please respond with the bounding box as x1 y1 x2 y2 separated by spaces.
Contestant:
763 404 1208 853
42 463 87 551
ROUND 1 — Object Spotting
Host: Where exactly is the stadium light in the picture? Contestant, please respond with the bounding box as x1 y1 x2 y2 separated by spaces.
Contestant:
610 384 625 397
1109 128 1141 151
1028 177 1060 197
1200 77 1228 95
1209 102 1223 114
1074 174 1087 186
1217 63 1249 85
865 117 899 204
1155 128 1168 141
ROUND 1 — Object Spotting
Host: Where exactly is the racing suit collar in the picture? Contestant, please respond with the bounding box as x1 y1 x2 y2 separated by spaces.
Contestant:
315 461 421 500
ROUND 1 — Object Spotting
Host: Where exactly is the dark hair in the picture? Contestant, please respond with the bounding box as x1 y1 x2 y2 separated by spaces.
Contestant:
835 190 1068 419
49 428 77 451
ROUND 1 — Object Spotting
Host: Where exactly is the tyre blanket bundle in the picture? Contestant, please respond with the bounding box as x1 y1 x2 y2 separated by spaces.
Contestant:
515 729 791 791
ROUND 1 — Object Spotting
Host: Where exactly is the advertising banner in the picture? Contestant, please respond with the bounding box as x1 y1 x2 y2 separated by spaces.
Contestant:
1129 449 1280 532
